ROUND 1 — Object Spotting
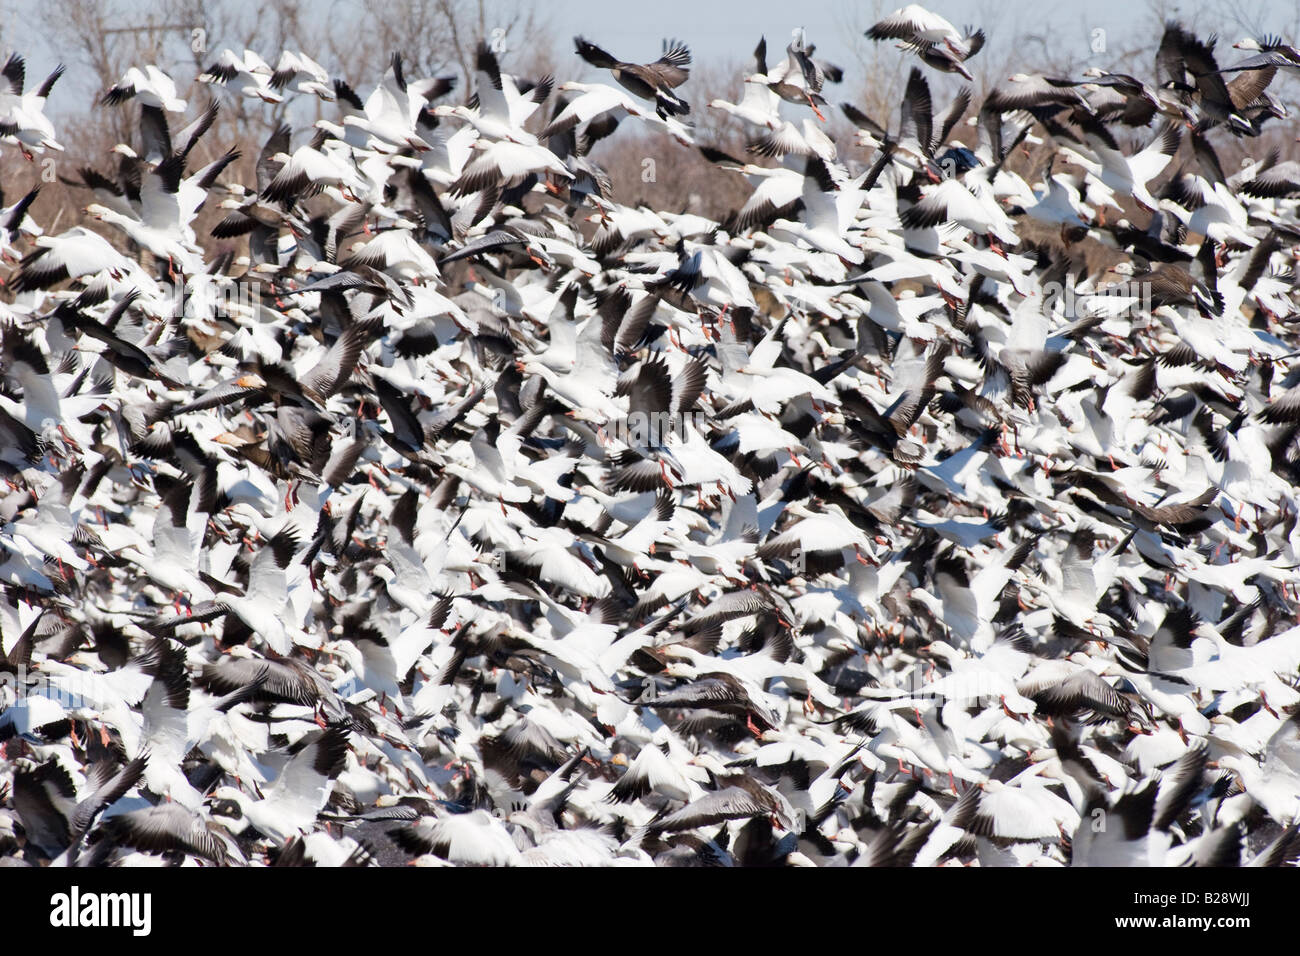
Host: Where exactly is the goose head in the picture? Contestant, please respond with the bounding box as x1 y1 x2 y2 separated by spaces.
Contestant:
207 786 254 834
660 659 701 681
917 640 963 665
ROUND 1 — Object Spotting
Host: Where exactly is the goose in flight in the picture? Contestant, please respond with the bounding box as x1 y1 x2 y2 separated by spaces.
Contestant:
4 17 1300 871
0 54 65 157
103 64 186 112
867 6 976 58
200 49 283 103
573 35 691 119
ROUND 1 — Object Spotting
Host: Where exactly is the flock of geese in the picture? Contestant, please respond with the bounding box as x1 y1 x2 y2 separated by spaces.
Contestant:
3 5 1300 866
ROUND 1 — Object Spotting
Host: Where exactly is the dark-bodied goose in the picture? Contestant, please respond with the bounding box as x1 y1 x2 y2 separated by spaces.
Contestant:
574 36 691 118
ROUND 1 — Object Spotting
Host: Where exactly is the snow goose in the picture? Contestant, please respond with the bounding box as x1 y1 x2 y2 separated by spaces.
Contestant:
0 55 64 157
768 156 868 265
398 808 521 866
542 80 690 144
866 66 948 175
437 41 550 144
7 16 1300 872
8 226 129 293
759 29 829 120
199 49 282 103
1016 653 1143 728
646 775 799 838
504 587 682 692
1160 134 1255 247
1166 618 1300 698
8 753 80 861
1011 172 1093 231
755 499 875 568
915 31 984 80
260 130 368 206
866 5 973 58
1070 745 1210 865
952 772 1077 850
1246 824 1300 867
0 184 41 259
901 172 1018 248
32 645 159 757
187 525 304 655
196 648 356 728
207 727 349 844
697 146 803 233
642 239 759 314
985 73 1089 113
53 752 150 864
508 525 611 599
1239 149 1300 199
269 51 335 101
1226 35 1300 73
341 54 433 152
102 64 186 112
918 628 1037 713
641 667 784 737
84 156 210 277
708 38 782 129
113 477 214 603
449 138 572 196
134 637 265 808
609 734 695 805
84 802 240 865
1056 121 1181 214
